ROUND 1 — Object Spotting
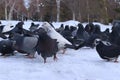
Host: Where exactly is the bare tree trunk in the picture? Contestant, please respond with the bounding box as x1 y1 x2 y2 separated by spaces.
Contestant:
8 2 16 20
77 1 82 22
78 12 82 22
87 0 90 22
37 0 40 20
103 0 109 24
4 0 9 20
72 11 75 20
56 0 60 22
5 5 8 20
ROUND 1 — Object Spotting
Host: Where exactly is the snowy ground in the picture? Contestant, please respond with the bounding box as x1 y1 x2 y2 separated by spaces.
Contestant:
0 20 119 80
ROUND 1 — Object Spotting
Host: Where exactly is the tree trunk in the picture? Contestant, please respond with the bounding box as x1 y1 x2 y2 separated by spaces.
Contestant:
5 5 8 20
72 11 75 20
8 2 15 20
78 12 82 22
103 0 109 24
87 0 90 22
56 0 60 22
4 0 8 20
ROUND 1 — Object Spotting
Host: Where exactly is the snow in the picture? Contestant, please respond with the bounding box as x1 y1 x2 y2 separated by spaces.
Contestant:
0 20 119 80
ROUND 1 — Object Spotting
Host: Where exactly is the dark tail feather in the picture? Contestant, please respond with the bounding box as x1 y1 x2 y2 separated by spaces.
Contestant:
65 44 76 49
74 42 85 50
0 33 7 39
64 42 85 50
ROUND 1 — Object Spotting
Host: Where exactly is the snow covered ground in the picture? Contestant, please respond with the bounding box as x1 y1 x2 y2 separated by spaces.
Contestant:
0 20 119 80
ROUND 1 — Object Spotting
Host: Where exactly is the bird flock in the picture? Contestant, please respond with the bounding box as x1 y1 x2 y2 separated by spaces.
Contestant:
0 21 120 63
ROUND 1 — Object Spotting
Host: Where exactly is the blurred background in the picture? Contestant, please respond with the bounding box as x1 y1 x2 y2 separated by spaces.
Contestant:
0 0 120 24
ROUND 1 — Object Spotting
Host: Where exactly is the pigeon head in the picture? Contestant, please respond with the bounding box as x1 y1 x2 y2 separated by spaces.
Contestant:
41 22 54 32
